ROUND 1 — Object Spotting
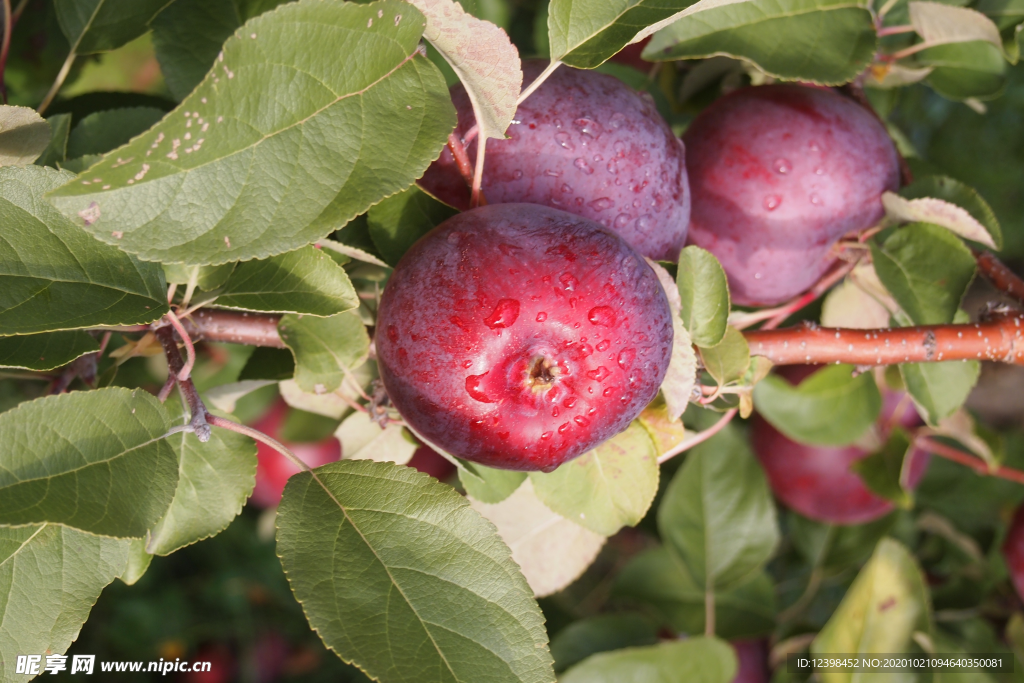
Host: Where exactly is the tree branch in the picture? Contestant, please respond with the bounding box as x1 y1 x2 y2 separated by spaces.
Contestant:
177 309 286 348
917 436 1024 486
155 325 210 442
974 250 1024 305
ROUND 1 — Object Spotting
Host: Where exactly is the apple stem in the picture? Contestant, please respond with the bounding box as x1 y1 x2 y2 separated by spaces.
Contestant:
206 414 310 472
657 408 738 464
515 59 561 107
470 136 488 208
974 249 1024 305
161 309 196 382
876 24 915 37
447 133 474 190
916 436 1024 485
155 325 211 442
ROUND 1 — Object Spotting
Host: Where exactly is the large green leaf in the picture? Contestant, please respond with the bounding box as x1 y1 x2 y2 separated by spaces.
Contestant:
54 0 171 54
753 364 882 446
152 0 294 101
871 223 976 326
811 539 933 681
459 460 528 504
613 547 777 639
530 421 659 536
0 165 168 335
215 245 358 316
48 0 457 266
145 406 257 555
0 388 179 538
901 359 981 425
367 184 458 266
560 637 736 683
0 105 51 166
0 524 130 681
0 330 99 370
677 246 729 348
643 0 877 85
917 41 1008 100
278 310 370 394
276 459 555 683
658 426 779 591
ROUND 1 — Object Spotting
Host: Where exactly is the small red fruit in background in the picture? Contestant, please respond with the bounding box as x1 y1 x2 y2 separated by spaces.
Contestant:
248 399 341 508
1002 504 1024 601
375 203 674 471
752 366 930 525
684 84 899 306
731 640 768 683
419 60 691 261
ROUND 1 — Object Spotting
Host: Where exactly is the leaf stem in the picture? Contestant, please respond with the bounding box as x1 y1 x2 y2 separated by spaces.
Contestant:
515 59 561 107
877 24 915 37
470 135 487 208
657 409 737 464
447 133 474 190
37 46 75 115
206 414 309 472
916 436 1024 485
162 310 196 381
704 589 715 636
778 568 824 623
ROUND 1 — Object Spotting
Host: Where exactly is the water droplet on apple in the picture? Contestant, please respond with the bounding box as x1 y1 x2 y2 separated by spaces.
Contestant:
573 158 594 175
462 360 473 368
483 299 520 329
588 306 616 326
387 325 399 343
814 166 825 175
558 422 571 434
586 366 611 381
545 169 562 177
809 141 821 152
563 397 577 408
613 140 626 156
559 273 578 291
574 416 589 427
560 183 572 194
554 132 575 150
536 311 548 322
588 197 614 211
606 159 618 174
763 195 782 211
609 112 626 130
617 348 636 369
541 431 552 439
512 169 523 179
602 387 613 397
636 215 653 231
574 118 602 138
773 158 792 174
809 193 822 205
620 392 633 405
552 406 560 417
580 342 593 356
596 339 610 352
465 373 494 403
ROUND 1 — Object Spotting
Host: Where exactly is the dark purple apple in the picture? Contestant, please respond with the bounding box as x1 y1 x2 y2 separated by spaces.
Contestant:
419 61 691 261
752 366 929 525
684 85 899 306
375 203 674 471
732 640 769 683
1003 504 1024 601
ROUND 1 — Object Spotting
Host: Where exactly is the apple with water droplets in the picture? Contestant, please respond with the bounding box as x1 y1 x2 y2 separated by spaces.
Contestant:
375 203 674 471
419 61 691 261
684 84 900 306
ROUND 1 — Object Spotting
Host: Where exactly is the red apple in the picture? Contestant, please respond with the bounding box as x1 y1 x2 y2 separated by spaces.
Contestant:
684 85 899 306
248 399 341 508
375 203 674 471
1002 504 1024 601
752 366 929 525
609 38 653 73
732 640 768 683
407 445 457 481
419 61 691 261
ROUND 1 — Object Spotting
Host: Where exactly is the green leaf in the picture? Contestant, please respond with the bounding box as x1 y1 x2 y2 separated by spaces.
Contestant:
901 359 981 425
649 259 697 421
886 175 1003 250
657 426 778 591
908 2 1005 52
335 411 417 465
470 479 606 598
530 421 659 536
162 261 237 290
48 0 457 266
850 428 915 508
560 637 737 683
65 107 167 159
550 614 659 672
699 326 750 388
0 165 168 335
278 310 370 394
0 105 51 166
367 184 458 266
276 459 555 683
0 330 99 370
0 387 179 538
54 0 171 54
412 0 522 141
215 245 358 316
119 538 153 585
238 346 295 381
677 246 729 348
643 0 877 85
870 223 976 325
613 547 777 639
812 539 932 669
151 0 294 101
0 524 130 680
789 512 896 574
753 365 882 446
458 460 528 503
145 405 257 555
918 41 1007 100
35 113 73 168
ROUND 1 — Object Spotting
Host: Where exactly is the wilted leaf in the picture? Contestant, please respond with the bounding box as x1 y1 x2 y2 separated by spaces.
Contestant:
531 421 659 536
276 459 555 683
470 480 606 598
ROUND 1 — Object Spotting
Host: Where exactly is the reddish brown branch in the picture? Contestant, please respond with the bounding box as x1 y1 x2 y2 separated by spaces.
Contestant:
918 436 1024 486
975 250 1024 305
745 312 1024 366
178 309 285 348
155 326 210 441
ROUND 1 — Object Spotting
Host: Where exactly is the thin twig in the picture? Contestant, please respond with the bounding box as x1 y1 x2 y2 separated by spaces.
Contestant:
206 414 309 472
516 59 561 107
11 0 29 23
447 133 474 190
705 589 715 637
658 409 738 464
877 24 915 37
0 0 12 104
470 135 487 208
974 250 1024 305
154 326 210 441
37 47 75 115
917 436 1024 485
162 309 196 381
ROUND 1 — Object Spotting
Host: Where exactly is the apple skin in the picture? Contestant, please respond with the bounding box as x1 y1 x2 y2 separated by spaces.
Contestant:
683 84 899 306
751 366 929 525
248 400 341 509
731 640 768 683
1002 504 1024 601
375 203 674 471
418 61 691 261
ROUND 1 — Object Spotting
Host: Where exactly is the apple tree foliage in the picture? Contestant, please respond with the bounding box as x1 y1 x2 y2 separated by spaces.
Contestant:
0 0 1023 681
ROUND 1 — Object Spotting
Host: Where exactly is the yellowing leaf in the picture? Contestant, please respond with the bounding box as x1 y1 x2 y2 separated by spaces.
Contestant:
909 1 1003 52
882 192 998 248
